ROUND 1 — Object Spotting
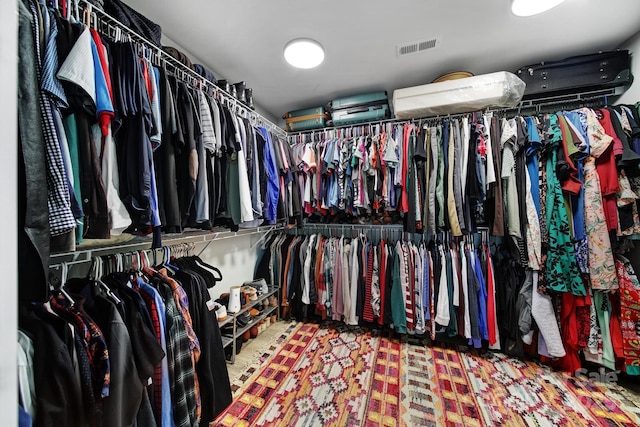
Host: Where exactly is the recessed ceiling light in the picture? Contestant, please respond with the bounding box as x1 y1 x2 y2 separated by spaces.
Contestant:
284 38 325 69
511 0 565 16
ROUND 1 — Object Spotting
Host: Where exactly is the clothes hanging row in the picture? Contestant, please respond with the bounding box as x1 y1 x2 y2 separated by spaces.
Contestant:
17 0 296 302
256 230 640 377
287 103 640 235
19 244 231 427
79 0 285 136
285 90 619 142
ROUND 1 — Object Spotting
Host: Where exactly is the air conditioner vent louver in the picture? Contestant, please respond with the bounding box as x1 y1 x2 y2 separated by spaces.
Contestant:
397 37 440 57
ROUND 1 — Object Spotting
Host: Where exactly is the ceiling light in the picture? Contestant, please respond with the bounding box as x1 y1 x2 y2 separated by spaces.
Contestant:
511 0 565 16
284 38 325 69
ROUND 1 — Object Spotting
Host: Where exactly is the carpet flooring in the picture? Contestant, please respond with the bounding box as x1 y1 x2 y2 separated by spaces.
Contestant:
214 322 640 427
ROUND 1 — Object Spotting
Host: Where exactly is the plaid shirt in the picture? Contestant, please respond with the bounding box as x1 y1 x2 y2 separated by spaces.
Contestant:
154 278 199 427
157 269 201 422
50 295 110 399
29 3 76 236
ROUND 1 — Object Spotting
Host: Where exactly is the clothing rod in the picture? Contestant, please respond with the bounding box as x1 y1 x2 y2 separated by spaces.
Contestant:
287 223 500 241
49 258 95 270
512 86 622 107
77 0 287 138
498 93 612 116
286 87 621 138
49 225 283 263
287 117 413 137
300 223 404 230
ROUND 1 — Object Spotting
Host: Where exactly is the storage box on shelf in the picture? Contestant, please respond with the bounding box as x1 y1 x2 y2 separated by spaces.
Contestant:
219 287 279 364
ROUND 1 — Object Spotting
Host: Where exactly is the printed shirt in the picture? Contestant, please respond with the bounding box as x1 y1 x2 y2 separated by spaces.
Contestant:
581 109 619 291
543 114 585 296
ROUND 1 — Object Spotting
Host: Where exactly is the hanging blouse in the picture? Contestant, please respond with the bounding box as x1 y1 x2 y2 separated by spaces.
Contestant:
581 108 618 291
543 114 585 296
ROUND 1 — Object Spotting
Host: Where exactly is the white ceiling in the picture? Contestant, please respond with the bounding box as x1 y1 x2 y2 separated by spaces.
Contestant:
124 0 640 123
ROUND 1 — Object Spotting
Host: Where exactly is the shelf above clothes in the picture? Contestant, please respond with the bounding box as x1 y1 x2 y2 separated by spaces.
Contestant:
49 225 283 268
286 86 623 141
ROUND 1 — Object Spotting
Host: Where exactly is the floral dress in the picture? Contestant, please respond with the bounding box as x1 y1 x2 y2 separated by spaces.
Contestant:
544 114 585 296
581 108 618 291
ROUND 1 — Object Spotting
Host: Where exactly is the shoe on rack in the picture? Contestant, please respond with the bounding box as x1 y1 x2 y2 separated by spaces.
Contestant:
241 286 258 301
233 81 246 103
214 303 228 322
244 278 268 294
245 88 254 109
268 295 278 307
250 324 259 339
216 79 230 93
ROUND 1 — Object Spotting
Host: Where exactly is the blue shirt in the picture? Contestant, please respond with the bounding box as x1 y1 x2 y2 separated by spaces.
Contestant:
473 250 489 341
423 247 430 321
257 127 279 223
525 117 542 215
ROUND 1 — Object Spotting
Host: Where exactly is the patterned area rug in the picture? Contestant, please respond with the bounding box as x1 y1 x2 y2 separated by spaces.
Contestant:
228 322 301 395
214 323 640 427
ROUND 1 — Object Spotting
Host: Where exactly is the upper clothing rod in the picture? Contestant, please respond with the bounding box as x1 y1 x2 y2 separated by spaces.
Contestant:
286 88 620 139
78 0 287 138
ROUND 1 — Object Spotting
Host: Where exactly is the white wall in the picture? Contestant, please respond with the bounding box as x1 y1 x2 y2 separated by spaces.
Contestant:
199 233 268 301
161 35 280 125
617 30 640 105
2 0 18 425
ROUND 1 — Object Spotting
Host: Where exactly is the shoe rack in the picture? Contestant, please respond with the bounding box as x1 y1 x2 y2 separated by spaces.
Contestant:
218 287 280 364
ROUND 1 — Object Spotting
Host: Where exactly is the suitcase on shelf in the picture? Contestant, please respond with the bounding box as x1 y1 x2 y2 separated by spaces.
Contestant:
328 91 391 125
392 71 525 119
283 106 330 132
330 104 390 126
516 50 633 99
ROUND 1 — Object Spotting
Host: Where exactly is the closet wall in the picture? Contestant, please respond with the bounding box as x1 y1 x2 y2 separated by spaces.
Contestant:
160 34 280 125
200 233 267 300
2 0 17 424
618 31 640 104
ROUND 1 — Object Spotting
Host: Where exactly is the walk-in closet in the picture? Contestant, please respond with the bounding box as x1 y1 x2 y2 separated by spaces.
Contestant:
7 1 640 426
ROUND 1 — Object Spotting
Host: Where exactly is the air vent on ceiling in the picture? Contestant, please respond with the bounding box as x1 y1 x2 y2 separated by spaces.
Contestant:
397 37 440 57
